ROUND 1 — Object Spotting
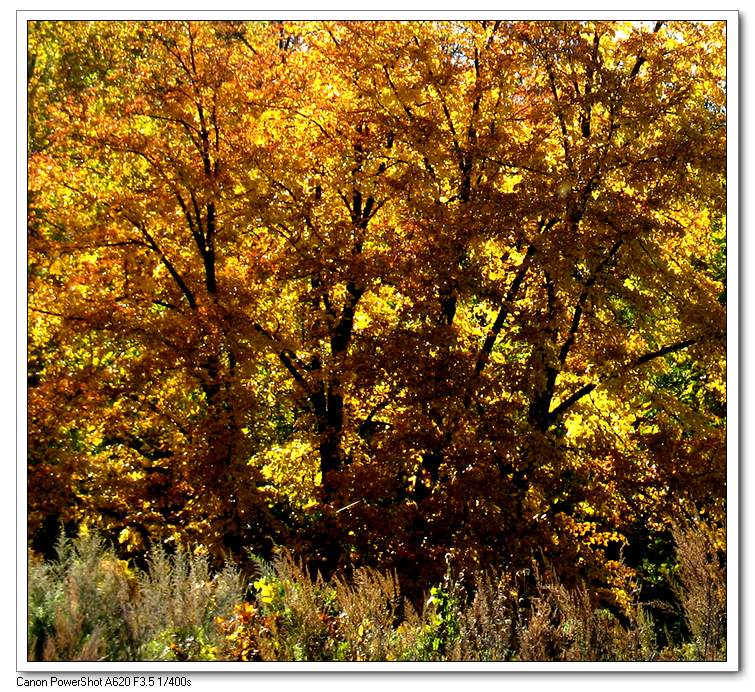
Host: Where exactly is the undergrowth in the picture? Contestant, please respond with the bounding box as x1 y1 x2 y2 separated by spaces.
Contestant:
27 519 726 662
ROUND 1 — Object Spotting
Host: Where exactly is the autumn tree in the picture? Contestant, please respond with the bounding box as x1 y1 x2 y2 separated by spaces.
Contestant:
28 19 726 605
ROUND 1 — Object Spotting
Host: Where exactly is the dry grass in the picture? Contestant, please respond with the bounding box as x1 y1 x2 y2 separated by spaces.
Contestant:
28 519 727 662
28 532 243 661
670 518 727 661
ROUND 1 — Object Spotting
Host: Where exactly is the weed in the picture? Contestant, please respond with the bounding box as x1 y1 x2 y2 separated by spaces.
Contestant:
27 518 728 662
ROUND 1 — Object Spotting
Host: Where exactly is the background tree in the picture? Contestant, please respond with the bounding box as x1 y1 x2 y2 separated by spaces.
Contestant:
28 20 726 608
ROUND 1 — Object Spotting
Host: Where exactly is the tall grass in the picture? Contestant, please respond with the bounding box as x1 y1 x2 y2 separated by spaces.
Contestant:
28 532 244 661
27 521 727 662
669 518 727 661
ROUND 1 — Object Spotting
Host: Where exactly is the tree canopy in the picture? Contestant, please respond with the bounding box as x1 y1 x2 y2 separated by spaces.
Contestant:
27 19 727 607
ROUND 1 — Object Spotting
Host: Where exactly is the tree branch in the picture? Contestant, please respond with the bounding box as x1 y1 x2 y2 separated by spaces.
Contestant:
252 322 311 388
547 335 701 424
134 221 198 310
473 244 536 376
633 337 698 366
